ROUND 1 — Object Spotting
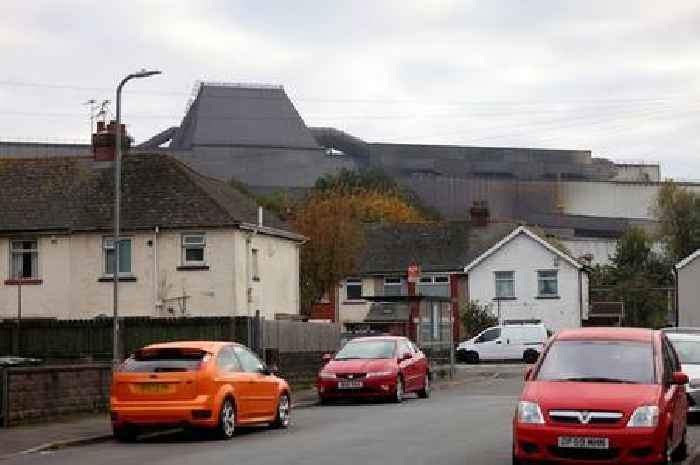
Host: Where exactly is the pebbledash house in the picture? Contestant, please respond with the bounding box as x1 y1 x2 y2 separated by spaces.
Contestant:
0 122 304 320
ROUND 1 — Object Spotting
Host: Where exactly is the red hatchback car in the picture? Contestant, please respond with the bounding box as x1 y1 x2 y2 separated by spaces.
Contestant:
317 336 430 403
513 327 688 465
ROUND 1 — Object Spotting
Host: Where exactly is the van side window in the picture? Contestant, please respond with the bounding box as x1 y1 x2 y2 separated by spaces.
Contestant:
477 328 501 343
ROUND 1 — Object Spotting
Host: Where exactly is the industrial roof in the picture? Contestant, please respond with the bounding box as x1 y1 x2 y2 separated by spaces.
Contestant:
168 83 321 150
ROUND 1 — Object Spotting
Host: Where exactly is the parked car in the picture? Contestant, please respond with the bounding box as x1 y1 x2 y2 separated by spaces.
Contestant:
663 327 700 413
317 336 430 403
513 327 688 465
456 324 548 364
110 341 291 441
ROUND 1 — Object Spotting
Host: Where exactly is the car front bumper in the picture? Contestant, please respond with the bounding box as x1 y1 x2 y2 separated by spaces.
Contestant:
317 375 398 399
110 394 218 428
514 423 666 464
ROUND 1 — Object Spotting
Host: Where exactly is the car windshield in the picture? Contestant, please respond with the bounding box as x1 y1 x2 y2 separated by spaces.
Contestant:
667 337 700 365
335 340 396 360
121 348 207 373
536 340 655 384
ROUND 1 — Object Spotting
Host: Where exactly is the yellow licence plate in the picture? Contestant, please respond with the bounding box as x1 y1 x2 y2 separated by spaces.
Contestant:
135 383 172 394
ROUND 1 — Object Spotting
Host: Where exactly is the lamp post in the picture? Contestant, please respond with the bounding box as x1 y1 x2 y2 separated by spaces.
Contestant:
113 69 161 371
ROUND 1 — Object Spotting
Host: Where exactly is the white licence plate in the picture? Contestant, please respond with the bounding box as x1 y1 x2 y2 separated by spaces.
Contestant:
558 436 609 449
337 380 363 389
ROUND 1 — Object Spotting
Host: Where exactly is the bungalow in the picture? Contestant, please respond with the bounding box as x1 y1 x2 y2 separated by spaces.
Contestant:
0 122 304 320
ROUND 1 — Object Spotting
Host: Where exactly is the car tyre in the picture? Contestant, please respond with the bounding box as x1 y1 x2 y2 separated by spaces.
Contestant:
671 429 688 462
523 349 539 365
392 376 404 403
113 424 139 442
417 372 431 399
465 351 480 365
271 393 291 429
216 397 236 439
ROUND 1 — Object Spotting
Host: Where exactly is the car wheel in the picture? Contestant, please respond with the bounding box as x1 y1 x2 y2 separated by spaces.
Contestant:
465 351 480 365
271 393 291 429
392 376 404 403
216 397 236 439
671 429 688 462
523 349 539 365
418 372 431 399
113 424 139 442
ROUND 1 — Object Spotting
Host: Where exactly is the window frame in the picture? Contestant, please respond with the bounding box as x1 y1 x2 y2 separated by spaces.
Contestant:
383 276 403 296
251 248 260 281
537 269 559 297
345 277 363 301
9 239 39 279
181 233 207 267
102 237 134 277
494 271 515 299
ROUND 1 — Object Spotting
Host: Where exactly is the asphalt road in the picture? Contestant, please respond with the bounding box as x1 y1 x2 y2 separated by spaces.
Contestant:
4 375 700 465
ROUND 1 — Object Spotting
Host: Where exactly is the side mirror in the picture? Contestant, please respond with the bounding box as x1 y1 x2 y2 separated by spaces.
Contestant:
321 353 333 363
524 366 533 382
671 372 689 385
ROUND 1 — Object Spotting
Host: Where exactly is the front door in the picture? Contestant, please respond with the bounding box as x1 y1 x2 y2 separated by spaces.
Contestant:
474 327 503 360
397 340 420 391
234 346 278 419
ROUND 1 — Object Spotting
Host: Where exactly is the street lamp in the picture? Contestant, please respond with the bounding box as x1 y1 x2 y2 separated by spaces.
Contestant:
113 69 162 371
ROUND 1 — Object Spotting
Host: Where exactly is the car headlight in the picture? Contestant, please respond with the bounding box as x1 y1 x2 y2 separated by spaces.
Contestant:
366 370 394 378
627 406 659 427
319 371 336 380
517 401 544 424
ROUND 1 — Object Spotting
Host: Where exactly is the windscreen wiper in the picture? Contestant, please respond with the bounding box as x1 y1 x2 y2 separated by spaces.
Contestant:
559 377 638 384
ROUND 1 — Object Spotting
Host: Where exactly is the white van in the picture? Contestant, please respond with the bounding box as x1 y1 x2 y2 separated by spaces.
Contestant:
456 324 549 364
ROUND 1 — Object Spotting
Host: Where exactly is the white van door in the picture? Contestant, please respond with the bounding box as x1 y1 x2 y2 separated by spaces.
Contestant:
498 327 523 359
472 327 503 360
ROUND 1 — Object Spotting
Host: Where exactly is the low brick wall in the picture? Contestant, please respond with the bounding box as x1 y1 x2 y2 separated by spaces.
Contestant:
2 364 111 426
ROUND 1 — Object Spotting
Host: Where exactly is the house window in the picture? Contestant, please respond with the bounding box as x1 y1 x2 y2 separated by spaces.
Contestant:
346 278 362 300
182 233 206 265
251 249 260 281
417 274 450 297
384 277 403 296
10 240 38 279
103 238 132 276
537 270 558 297
494 271 515 299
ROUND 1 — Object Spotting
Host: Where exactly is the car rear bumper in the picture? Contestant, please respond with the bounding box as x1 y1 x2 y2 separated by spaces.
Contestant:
317 376 397 399
514 423 666 464
110 395 218 428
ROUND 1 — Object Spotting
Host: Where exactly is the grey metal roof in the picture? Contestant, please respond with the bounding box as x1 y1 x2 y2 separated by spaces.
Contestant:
169 83 321 150
358 221 518 274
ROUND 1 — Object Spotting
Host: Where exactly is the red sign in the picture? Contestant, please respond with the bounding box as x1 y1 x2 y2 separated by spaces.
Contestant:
407 263 421 283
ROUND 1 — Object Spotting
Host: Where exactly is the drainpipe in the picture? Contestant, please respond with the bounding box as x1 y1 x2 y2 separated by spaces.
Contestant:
153 226 159 313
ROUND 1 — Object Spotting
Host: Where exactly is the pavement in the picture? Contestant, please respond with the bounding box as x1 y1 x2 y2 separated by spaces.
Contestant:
2 364 698 464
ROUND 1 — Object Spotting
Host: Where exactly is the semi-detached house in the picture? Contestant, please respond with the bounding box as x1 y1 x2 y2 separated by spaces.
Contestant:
0 123 304 320
327 217 589 338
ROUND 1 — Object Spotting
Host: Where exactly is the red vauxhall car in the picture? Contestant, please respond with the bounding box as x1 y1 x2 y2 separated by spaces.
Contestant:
317 336 430 403
513 327 688 464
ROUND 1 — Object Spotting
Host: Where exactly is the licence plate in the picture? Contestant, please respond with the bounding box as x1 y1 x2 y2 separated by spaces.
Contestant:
135 383 172 394
558 437 609 449
337 380 363 389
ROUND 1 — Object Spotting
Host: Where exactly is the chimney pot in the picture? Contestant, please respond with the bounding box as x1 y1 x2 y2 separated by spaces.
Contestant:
92 119 131 161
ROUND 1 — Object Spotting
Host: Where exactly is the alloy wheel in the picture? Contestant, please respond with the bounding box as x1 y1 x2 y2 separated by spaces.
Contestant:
278 394 290 427
220 398 235 438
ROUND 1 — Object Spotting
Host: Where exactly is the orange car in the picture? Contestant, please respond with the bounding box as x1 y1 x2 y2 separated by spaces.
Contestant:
110 341 291 441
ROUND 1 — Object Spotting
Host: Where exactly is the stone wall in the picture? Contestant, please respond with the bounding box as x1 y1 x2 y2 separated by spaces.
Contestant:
2 364 111 426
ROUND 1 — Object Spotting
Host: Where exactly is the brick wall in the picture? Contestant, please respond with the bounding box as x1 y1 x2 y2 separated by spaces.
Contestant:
2 364 111 426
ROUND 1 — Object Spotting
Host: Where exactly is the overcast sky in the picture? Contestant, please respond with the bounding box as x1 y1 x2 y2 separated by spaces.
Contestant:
2 1 699 178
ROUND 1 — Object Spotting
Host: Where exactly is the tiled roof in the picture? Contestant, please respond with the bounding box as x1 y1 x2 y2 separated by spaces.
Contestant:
358 221 518 274
0 153 297 237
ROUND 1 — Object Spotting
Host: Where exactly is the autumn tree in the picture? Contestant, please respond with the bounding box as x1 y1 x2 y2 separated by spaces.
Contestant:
291 191 365 316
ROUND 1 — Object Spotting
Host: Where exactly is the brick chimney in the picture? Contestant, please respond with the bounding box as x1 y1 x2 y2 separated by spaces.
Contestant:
470 201 490 227
92 120 131 161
